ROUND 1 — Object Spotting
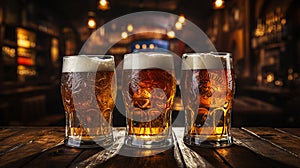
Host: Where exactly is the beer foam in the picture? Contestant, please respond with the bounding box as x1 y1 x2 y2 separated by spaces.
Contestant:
123 52 174 70
62 55 115 72
182 53 231 70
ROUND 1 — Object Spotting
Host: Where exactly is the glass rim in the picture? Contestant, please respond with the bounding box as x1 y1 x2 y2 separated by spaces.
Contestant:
123 52 175 70
62 55 115 72
63 55 114 59
183 52 231 57
182 51 233 70
124 51 174 57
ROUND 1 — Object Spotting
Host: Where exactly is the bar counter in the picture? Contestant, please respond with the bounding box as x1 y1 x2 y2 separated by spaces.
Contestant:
1 127 300 168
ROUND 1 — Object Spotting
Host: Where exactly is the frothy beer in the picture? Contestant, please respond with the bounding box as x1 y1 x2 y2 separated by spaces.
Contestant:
122 52 176 147
181 52 234 147
61 55 116 148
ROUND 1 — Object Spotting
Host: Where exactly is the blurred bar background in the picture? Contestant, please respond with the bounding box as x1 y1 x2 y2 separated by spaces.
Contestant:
0 0 299 127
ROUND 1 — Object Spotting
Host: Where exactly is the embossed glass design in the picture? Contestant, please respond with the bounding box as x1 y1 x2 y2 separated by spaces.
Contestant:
61 55 116 148
181 52 234 148
122 52 176 148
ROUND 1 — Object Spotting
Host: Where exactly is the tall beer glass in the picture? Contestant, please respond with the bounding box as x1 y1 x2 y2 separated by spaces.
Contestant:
61 55 116 148
181 52 234 148
122 52 176 148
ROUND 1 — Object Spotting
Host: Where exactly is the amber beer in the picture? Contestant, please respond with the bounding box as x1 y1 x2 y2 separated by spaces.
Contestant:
61 55 116 148
181 52 234 147
122 52 176 148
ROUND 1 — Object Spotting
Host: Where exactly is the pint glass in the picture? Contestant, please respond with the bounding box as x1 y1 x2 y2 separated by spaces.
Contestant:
181 52 234 147
61 55 116 148
122 52 176 148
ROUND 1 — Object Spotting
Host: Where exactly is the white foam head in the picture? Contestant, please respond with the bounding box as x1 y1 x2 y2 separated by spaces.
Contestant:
62 55 115 72
182 52 231 70
123 52 174 70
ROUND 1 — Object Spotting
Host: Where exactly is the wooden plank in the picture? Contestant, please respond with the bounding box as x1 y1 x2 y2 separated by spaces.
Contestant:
0 127 64 167
1 127 300 168
0 127 53 154
173 127 215 168
231 128 300 167
68 148 103 167
277 128 300 138
72 127 185 168
187 146 229 168
216 144 287 168
99 147 179 168
24 128 125 168
21 145 83 168
244 127 300 157
71 127 180 168
0 128 26 141
70 128 125 168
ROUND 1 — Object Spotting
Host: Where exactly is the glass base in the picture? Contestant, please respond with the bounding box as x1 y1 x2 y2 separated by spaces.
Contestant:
183 135 233 148
124 135 174 149
64 134 113 148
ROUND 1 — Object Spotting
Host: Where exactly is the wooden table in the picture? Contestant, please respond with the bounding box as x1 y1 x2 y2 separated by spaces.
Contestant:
1 127 300 168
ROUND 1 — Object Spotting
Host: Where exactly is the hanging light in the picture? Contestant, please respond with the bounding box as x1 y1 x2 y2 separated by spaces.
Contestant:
178 15 185 24
167 30 175 39
87 11 96 29
88 18 96 29
175 22 183 30
149 44 155 49
121 31 128 39
213 0 225 9
98 0 110 11
127 24 133 32
142 44 147 49
135 44 141 49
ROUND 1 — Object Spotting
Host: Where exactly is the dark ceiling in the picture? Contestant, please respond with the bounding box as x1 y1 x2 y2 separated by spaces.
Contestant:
33 0 214 29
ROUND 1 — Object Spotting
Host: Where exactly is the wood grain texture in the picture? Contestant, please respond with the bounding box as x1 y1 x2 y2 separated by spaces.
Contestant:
22 145 82 168
277 128 300 138
0 127 64 168
233 127 300 167
0 128 25 141
243 127 300 157
1 127 300 168
173 127 214 168
72 129 125 168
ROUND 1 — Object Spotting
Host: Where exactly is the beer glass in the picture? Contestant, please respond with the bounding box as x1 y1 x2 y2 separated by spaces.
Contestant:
61 55 117 148
122 52 176 148
181 52 234 148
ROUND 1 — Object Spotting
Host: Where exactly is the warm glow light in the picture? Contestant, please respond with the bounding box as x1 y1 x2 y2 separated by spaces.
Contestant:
98 0 110 10
17 28 36 48
167 30 175 38
214 0 225 9
266 73 274 83
51 38 59 63
175 22 183 30
127 24 133 32
178 15 185 24
100 0 107 6
215 0 223 7
149 44 155 49
88 18 96 29
281 18 286 25
121 31 128 39
2 46 15 58
17 39 31 48
142 44 147 49
135 44 140 49
17 65 36 76
215 127 224 134
275 80 283 86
